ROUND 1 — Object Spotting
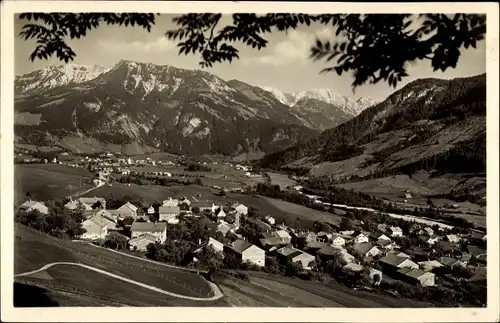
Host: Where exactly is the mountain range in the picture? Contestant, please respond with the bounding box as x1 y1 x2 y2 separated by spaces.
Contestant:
14 60 376 157
260 73 486 196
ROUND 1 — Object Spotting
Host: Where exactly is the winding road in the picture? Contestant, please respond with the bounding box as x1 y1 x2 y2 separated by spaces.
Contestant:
15 262 224 302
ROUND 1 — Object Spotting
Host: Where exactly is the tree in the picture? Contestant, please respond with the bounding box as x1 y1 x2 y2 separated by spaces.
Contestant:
196 245 224 272
19 13 485 89
104 232 128 250
191 206 201 214
339 217 353 230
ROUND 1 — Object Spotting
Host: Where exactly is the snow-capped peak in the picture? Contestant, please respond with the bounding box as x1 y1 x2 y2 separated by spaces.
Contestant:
15 64 112 93
261 86 378 116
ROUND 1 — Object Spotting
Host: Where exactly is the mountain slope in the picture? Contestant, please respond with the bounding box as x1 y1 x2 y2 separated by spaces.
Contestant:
260 74 486 184
14 61 318 156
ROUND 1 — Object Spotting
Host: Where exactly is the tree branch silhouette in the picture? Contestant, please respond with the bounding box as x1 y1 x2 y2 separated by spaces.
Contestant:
19 13 485 89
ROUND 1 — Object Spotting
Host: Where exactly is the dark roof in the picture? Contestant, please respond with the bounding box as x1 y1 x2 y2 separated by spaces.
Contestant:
467 245 486 257
379 254 408 267
354 243 376 255
130 221 166 233
229 239 255 253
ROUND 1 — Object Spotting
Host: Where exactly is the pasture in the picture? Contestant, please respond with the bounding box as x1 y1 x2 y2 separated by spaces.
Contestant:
15 164 95 204
14 224 222 306
213 271 434 307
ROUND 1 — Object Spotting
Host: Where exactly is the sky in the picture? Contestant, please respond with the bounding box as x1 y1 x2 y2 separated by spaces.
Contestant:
14 14 486 101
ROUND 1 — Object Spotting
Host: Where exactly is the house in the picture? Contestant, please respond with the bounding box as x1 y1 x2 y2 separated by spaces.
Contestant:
342 262 364 273
129 233 157 251
317 231 333 243
317 244 342 260
232 203 248 216
264 215 275 225
259 237 283 252
215 208 226 220
216 221 235 236
353 243 382 258
276 247 316 270
147 206 155 214
65 199 91 212
94 209 116 221
383 241 401 251
162 198 179 207
331 235 346 248
80 215 113 240
19 200 49 215
374 233 391 242
394 251 411 259
419 235 440 246
404 193 413 200
106 209 122 221
397 268 435 286
389 226 403 237
439 257 466 269
377 223 388 232
304 241 328 255
179 197 191 206
225 240 265 267
459 252 472 264
421 227 434 236
194 237 224 254
130 221 167 243
191 201 215 212
467 245 487 259
418 260 443 272
159 205 180 223
275 230 292 244
445 234 460 243
354 233 369 244
117 202 138 218
79 196 106 209
379 254 419 272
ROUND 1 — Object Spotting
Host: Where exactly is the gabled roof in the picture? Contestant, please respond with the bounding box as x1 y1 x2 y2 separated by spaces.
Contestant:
229 239 255 253
79 196 105 205
120 202 138 212
129 233 156 244
354 243 377 255
397 267 431 279
317 244 342 256
159 205 180 213
379 254 409 267
131 221 166 233
275 230 291 239
276 246 303 258
260 237 284 247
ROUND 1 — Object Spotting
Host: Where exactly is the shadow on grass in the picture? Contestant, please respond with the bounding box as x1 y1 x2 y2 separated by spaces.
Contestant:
14 282 59 307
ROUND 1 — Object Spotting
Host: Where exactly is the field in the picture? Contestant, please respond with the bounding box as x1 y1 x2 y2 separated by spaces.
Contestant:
230 193 345 230
267 172 297 188
14 224 224 306
213 271 434 307
15 164 95 204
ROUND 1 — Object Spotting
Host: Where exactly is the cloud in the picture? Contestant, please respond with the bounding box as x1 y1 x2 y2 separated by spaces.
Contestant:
97 36 176 53
242 27 335 66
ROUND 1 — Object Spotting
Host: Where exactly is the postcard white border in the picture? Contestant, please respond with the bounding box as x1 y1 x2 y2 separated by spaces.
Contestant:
1 1 499 322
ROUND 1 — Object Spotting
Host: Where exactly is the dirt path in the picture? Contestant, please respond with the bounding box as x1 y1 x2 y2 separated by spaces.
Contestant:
15 262 224 301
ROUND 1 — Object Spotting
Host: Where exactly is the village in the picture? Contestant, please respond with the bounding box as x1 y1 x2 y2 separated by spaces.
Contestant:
17 171 487 306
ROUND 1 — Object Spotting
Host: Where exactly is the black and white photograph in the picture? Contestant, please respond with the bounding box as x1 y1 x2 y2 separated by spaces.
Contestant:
1 1 499 322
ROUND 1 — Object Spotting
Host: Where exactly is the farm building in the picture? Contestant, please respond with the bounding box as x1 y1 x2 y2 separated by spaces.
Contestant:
19 200 49 215
225 239 265 267
418 260 443 272
159 205 180 223
129 233 156 251
130 221 167 243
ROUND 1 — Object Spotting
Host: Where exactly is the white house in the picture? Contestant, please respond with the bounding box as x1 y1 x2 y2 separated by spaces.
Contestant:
446 234 460 243
389 226 403 237
215 209 226 220
19 200 49 215
275 230 292 244
147 206 155 214
195 237 224 254
354 233 369 244
80 215 113 240
159 205 180 223
232 203 248 216
331 235 346 248
225 239 265 267
162 198 179 207
130 222 167 243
